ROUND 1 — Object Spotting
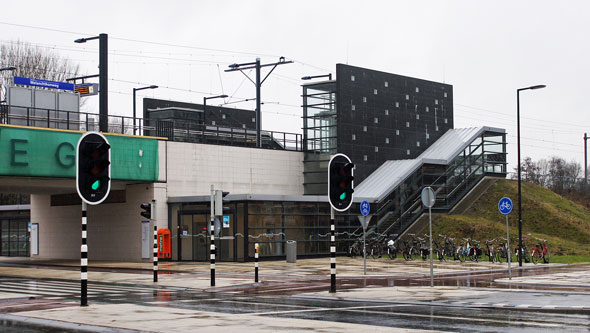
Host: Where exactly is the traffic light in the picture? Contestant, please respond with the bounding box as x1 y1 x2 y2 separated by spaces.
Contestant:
328 153 354 212
140 202 152 220
76 132 111 205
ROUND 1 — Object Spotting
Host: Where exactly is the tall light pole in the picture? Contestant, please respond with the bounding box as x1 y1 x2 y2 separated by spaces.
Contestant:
133 85 158 135
225 57 293 148
203 94 228 126
75 33 108 132
584 133 588 187
517 84 546 267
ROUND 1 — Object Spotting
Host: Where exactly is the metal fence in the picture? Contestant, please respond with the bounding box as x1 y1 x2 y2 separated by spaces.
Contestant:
0 105 303 151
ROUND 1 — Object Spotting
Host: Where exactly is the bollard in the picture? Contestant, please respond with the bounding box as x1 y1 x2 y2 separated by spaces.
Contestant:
255 243 259 283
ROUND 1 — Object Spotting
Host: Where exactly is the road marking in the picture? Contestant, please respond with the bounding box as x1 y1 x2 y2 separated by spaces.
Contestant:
515 304 532 308
492 303 507 307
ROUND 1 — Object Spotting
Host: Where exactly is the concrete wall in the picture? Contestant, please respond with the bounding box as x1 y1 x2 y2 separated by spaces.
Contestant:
165 141 304 197
31 184 159 261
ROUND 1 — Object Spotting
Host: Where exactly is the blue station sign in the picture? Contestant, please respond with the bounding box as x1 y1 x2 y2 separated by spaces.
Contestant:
14 76 74 91
498 197 513 215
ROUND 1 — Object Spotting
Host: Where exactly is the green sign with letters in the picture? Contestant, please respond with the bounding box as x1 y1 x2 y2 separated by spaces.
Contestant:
0 125 159 181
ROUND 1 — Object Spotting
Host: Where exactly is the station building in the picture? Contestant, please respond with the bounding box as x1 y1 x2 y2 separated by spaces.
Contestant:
0 64 507 262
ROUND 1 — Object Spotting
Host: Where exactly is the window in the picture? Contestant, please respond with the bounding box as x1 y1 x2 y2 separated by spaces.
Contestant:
444 92 448 98
395 102 400 108
426 133 430 139
396 129 400 135
252 118 256 123
405 94 410 100
351 105 356 111
407 149 410 155
425 106 429 112
374 117 378 124
351 75 355 81
444 118 448 124
416 141 420 147
415 87 419 93
363 126 367 132
374 89 378 95
212 121 216 125
242 124 247 129
406 122 410 127
222 114 226 119
416 114 420 120
435 99 439 105
385 109 389 115
363 155 368 161
363 97 367 103
352 134 356 141
436 126 439 131
384 81 388 87
385 138 390 144
375 146 379 152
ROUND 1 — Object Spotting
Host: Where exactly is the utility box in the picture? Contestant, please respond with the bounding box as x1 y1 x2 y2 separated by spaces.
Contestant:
157 229 171 259
286 240 297 263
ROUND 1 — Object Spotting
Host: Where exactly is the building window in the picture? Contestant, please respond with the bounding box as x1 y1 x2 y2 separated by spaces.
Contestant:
351 105 356 111
416 114 420 120
407 149 410 155
352 134 356 141
425 106 429 112
222 114 226 119
426 133 430 139
444 118 448 124
406 122 410 128
212 121 216 125
385 138 390 144
252 118 256 123
363 97 367 103
415 87 419 93
374 89 378 95
416 141 420 147
436 126 439 131
385 109 389 116
375 146 379 152
242 124 247 129
363 155 368 161
395 102 400 108
435 99 439 105
363 126 367 132
374 117 378 124
444 92 448 98
384 81 388 87
396 129 400 135
351 75 355 81
405 94 410 100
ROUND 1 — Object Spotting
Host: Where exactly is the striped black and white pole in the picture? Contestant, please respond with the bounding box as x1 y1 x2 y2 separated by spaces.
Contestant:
81 201 88 306
210 185 216 287
255 243 259 283
330 207 336 293
153 224 158 282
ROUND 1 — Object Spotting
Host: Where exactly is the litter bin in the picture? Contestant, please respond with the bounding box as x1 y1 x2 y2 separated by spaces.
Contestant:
286 240 297 263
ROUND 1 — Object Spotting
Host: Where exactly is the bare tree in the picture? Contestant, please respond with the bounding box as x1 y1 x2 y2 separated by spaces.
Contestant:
0 40 83 101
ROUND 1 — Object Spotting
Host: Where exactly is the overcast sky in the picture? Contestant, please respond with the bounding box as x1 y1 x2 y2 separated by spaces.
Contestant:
2 1 589 174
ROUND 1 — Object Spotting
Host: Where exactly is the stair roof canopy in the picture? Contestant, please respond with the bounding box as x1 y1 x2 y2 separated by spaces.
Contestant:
355 126 505 203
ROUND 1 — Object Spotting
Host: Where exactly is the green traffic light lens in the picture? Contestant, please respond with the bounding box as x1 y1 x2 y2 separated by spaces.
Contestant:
91 180 100 191
339 192 346 200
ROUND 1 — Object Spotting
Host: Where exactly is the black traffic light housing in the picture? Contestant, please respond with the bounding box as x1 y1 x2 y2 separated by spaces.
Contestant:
76 132 111 205
140 202 152 220
328 153 354 212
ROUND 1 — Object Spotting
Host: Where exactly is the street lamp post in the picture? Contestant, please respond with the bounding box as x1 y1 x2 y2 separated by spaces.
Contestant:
517 84 546 267
203 94 228 126
75 33 108 132
133 85 158 135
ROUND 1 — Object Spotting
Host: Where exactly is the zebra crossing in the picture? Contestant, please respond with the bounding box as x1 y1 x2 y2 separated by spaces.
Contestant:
0 277 174 301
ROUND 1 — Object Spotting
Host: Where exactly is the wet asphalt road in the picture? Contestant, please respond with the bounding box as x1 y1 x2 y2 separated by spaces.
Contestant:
1 275 589 332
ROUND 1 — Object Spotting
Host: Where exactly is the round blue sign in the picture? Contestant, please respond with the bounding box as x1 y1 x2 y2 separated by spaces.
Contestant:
360 200 370 216
498 197 513 215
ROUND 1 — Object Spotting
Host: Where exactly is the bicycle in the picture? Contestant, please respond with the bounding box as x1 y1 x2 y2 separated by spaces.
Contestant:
417 236 429 261
484 239 496 263
433 237 444 261
386 238 397 259
495 238 512 263
515 237 531 263
530 238 550 264
348 239 362 258
468 239 482 262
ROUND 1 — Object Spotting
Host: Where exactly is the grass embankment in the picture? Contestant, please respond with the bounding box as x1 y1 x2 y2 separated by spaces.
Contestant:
424 179 590 259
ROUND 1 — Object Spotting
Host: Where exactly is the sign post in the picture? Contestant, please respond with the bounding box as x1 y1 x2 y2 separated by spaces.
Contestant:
498 197 513 280
421 187 435 287
359 200 371 275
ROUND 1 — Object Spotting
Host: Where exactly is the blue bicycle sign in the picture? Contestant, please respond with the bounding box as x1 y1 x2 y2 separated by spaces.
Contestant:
498 197 513 215
360 200 370 216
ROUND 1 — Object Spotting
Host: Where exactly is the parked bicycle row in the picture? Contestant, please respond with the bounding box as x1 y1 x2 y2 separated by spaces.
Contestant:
348 233 550 264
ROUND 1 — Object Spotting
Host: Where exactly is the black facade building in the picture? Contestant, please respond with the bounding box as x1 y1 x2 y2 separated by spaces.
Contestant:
303 64 454 194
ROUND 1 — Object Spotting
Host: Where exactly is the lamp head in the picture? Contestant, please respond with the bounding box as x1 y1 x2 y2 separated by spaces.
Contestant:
529 84 546 90
74 38 87 44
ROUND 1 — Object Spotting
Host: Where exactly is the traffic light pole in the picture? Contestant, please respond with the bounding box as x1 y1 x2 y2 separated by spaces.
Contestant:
330 207 336 293
153 203 158 283
210 185 216 287
81 201 88 306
